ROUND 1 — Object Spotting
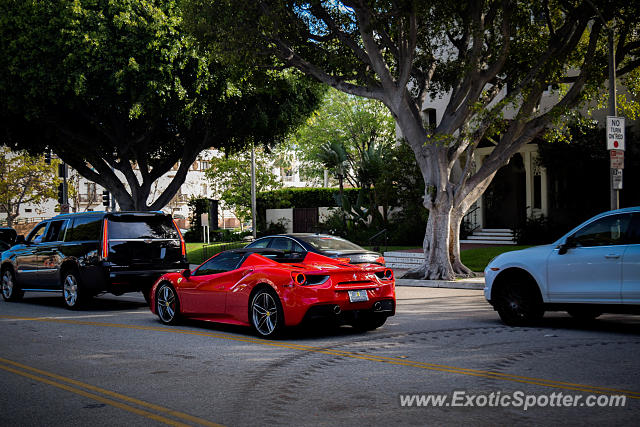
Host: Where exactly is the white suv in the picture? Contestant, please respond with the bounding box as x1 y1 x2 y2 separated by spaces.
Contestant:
485 207 640 325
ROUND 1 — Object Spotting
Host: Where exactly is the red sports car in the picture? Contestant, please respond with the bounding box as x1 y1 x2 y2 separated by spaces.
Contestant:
149 248 396 338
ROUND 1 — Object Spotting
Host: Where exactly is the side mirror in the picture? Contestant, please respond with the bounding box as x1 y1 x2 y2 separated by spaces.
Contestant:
181 268 191 279
558 236 575 255
16 235 25 244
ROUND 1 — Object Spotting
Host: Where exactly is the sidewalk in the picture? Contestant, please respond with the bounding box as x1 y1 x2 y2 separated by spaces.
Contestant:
392 268 485 290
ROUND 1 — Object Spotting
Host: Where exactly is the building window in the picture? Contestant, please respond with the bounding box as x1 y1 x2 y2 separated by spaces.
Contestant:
24 208 32 213
200 161 209 171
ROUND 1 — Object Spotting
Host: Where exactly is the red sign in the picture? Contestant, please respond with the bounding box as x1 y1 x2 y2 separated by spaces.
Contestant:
610 150 624 169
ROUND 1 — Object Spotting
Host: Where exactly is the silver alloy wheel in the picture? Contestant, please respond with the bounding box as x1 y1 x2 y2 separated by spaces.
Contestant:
63 274 78 307
2 270 13 299
252 291 278 336
157 285 177 323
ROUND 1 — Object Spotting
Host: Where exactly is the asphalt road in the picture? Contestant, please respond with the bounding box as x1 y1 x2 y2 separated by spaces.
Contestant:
1 287 638 426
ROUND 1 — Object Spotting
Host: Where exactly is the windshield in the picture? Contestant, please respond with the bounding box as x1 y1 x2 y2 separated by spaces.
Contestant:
301 236 365 251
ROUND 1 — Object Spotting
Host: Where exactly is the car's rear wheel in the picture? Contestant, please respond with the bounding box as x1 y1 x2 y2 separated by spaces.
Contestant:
567 308 602 321
351 313 387 331
62 270 89 310
2 268 23 302
156 283 180 325
494 281 544 326
250 288 284 338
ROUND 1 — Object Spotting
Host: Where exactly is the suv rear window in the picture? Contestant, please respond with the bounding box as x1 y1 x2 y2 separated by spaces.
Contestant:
108 215 178 240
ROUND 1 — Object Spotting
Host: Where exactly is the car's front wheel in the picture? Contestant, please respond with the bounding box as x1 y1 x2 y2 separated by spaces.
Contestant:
494 281 544 326
2 268 23 302
62 270 89 310
156 283 180 325
250 288 284 338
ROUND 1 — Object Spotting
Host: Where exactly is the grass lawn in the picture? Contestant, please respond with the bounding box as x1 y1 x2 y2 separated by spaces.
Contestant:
186 241 246 265
460 245 532 272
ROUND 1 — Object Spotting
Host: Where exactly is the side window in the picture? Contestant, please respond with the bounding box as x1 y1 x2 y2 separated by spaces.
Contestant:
572 214 632 247
27 223 48 243
247 238 271 248
627 214 640 244
43 220 68 242
292 242 306 253
66 216 102 242
269 238 292 251
194 252 244 276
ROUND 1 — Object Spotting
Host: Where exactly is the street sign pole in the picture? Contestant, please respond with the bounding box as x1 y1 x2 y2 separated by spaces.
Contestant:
606 26 619 211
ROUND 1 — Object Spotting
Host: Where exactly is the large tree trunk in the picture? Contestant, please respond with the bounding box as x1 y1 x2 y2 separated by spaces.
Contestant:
403 196 456 280
450 208 474 277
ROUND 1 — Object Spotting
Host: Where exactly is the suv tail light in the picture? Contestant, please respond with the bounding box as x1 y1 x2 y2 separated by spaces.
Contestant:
172 218 186 257
101 218 109 260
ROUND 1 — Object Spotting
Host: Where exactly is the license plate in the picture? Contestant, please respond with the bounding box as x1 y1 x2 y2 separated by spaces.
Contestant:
348 290 369 303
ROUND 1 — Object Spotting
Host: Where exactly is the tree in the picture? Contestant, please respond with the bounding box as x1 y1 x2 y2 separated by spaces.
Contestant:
0 0 322 211
205 148 282 226
184 0 640 279
284 89 396 189
0 147 59 226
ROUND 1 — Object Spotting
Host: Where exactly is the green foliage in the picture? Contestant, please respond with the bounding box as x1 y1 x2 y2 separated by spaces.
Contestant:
280 88 397 187
183 197 210 242
205 147 282 224
0 0 323 210
0 147 60 226
257 187 361 210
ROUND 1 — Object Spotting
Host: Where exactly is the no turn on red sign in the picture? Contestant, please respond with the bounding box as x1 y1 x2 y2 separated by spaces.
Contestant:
607 116 625 151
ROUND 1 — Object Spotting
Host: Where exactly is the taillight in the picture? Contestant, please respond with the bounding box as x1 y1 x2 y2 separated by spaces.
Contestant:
375 256 386 265
172 218 186 256
292 272 307 285
102 218 109 259
335 257 351 263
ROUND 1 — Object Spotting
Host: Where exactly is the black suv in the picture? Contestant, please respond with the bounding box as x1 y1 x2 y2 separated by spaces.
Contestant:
1 211 188 309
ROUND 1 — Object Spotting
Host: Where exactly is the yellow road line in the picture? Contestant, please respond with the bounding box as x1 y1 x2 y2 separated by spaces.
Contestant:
0 357 223 427
2 314 639 399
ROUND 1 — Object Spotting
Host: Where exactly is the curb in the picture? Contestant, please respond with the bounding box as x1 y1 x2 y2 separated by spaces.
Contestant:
395 278 485 290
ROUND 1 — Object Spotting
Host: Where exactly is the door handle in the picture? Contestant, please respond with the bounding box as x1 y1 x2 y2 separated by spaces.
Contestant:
605 254 621 259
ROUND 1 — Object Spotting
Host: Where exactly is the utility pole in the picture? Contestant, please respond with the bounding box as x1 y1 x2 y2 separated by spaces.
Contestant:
250 142 257 240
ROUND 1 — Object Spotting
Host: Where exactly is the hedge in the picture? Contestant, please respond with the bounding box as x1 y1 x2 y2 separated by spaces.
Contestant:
256 187 360 230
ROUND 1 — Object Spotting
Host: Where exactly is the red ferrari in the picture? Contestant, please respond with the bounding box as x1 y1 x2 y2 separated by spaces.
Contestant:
149 248 396 338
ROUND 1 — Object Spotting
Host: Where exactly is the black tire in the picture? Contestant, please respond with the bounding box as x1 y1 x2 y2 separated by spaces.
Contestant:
62 269 89 310
351 313 387 331
567 308 602 321
494 281 544 326
250 288 284 338
156 283 180 325
2 268 24 302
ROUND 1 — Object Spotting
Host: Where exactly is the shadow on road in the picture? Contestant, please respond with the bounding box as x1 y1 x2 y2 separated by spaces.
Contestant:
10 292 148 312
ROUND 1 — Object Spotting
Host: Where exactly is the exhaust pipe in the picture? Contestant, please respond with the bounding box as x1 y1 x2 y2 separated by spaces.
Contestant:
333 305 342 315
373 301 382 311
